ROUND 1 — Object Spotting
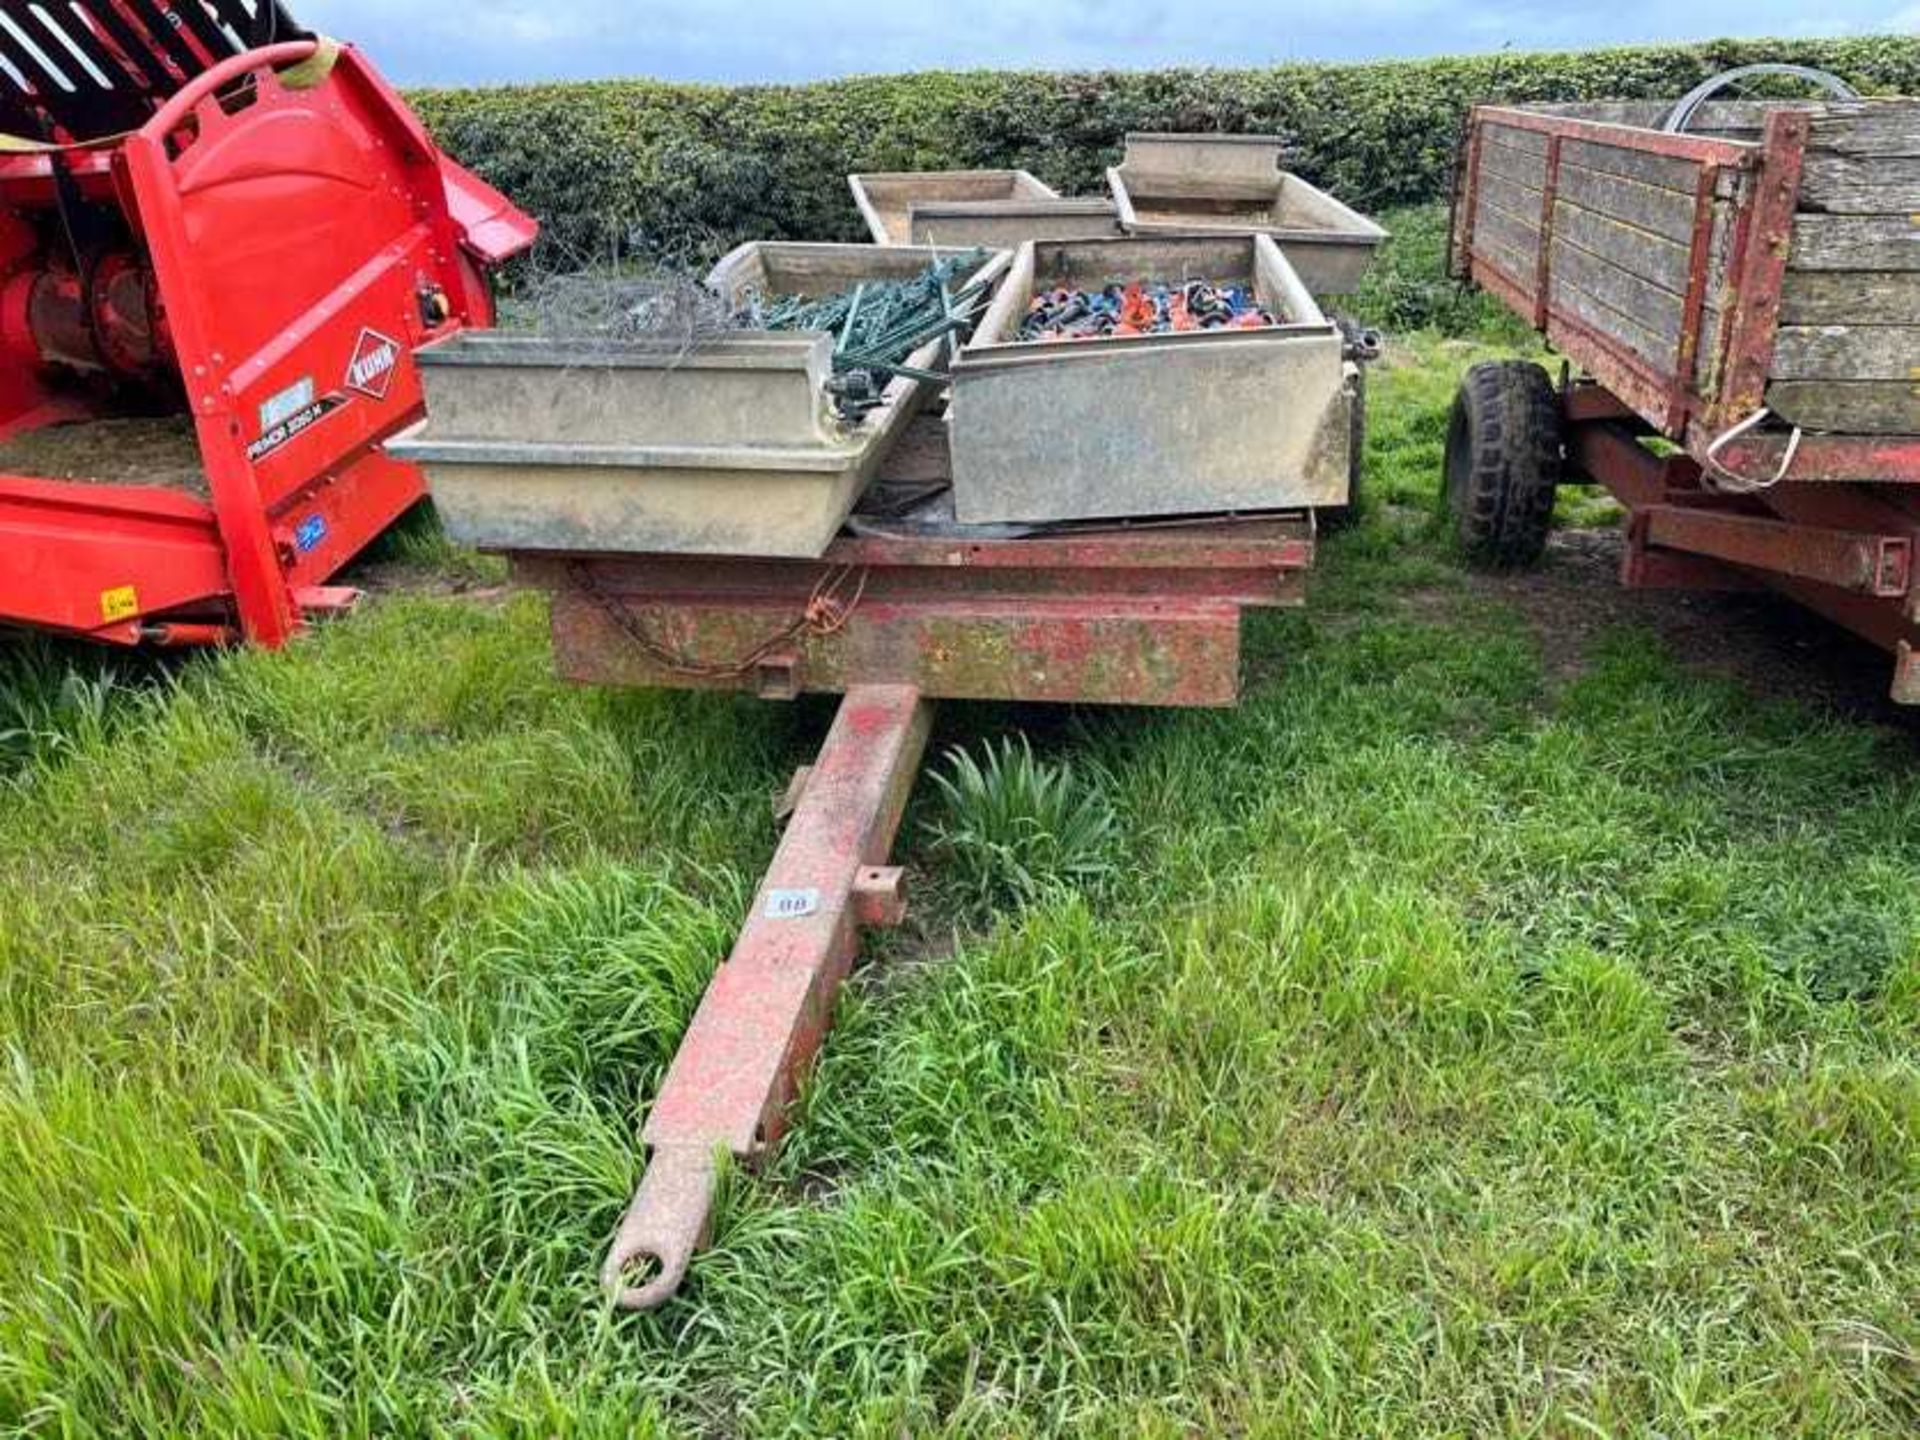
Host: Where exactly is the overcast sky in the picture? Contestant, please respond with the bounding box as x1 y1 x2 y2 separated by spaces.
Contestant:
296 1 1920 87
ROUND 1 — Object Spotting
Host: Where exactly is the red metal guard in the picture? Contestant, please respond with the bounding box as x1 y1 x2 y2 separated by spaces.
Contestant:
603 684 933 1310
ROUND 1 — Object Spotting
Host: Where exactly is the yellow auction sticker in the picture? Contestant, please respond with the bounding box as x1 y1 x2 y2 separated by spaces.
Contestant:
99 585 139 623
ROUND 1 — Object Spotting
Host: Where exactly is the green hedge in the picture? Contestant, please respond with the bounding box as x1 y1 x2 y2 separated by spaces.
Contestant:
409 36 1920 265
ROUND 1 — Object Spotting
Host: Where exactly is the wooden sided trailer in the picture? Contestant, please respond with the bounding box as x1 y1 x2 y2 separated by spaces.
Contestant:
1445 70 1920 701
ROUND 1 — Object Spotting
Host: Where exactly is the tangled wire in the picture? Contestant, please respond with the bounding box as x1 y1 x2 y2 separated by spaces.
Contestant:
498 238 994 409
496 235 738 362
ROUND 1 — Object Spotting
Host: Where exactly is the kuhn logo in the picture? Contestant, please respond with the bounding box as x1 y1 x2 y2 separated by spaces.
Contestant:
345 329 401 400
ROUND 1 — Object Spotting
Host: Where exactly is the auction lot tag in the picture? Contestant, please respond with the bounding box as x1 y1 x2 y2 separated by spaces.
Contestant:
764 888 821 920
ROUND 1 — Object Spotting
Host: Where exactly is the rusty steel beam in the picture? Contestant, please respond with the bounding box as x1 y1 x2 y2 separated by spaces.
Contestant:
526 521 1312 594
1668 161 1724 434
1472 105 1754 166
1641 505 1912 596
548 593 1257 707
1702 430 1920 486
522 519 1311 707
1563 386 1641 426
1622 508 1759 592
1567 418 1700 508
603 684 933 1311
1757 477 1920 540
1621 539 1761 592
1714 110 1809 431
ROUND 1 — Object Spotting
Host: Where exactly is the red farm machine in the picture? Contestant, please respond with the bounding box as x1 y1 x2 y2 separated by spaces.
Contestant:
0 2 533 648
1445 69 1920 700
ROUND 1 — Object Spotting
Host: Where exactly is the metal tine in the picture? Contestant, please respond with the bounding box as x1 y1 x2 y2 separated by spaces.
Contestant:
171 0 244 66
73 0 184 90
32 4 141 94
836 283 865 355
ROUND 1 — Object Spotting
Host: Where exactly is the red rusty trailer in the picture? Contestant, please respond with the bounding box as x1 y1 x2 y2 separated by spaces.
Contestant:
501 422 1316 1309
1445 72 1920 699
0 4 533 648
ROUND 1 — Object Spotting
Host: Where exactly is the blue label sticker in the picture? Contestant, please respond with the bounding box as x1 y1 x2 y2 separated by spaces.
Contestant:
294 514 328 553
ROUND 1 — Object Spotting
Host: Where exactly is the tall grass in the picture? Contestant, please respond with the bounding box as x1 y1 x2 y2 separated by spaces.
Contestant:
0 343 1913 1436
923 737 1118 913
0 640 144 775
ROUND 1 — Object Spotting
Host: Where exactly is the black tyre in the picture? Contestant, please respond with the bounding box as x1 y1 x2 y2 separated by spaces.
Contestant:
1443 360 1562 568
1320 367 1367 532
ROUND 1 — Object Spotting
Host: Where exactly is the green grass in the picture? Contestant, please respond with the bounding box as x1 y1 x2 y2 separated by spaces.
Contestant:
1 232 1916 1436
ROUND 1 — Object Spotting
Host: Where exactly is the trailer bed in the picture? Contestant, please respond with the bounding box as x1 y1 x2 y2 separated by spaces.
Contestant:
1454 97 1920 450
516 414 1314 707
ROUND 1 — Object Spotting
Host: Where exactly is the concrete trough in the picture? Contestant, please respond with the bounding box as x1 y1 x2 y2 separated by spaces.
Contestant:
1107 133 1387 294
850 168 1121 248
950 234 1354 526
388 243 1005 558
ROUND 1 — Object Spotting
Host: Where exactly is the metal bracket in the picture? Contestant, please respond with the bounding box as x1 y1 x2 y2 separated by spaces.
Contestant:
754 650 801 701
292 584 362 617
1895 643 1920 706
773 764 814 823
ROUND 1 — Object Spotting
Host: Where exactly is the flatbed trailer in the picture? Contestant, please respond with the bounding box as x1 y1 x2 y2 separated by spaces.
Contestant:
0 5 533 648
1445 77 1920 700
500 419 1316 1308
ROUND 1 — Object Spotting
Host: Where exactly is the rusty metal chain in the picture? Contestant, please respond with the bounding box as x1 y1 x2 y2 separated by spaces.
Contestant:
569 560 869 679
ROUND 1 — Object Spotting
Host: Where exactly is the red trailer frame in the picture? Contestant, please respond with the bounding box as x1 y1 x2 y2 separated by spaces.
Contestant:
1451 102 1920 700
0 30 533 648
512 510 1315 1309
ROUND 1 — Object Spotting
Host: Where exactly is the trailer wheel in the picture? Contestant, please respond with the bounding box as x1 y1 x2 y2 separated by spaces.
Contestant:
1443 360 1562 568
1320 367 1367 532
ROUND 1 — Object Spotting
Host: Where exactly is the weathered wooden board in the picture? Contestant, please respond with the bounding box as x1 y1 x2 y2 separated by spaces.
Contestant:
1769 380 1920 433
1789 214 1920 271
1481 130 1745 203
1472 232 1538 292
1773 101 1920 421
1476 171 1544 232
1473 205 1541 279
1479 135 1547 189
1532 99 1781 135
1552 235 1685 340
1560 136 1706 195
1772 324 1920 380
1481 121 1549 157
1780 269 1920 324
1548 271 1679 370
1466 97 1920 434
1799 154 1920 214
1803 102 1920 159
1550 203 1692 294
1692 301 1734 399
1557 160 1701 245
